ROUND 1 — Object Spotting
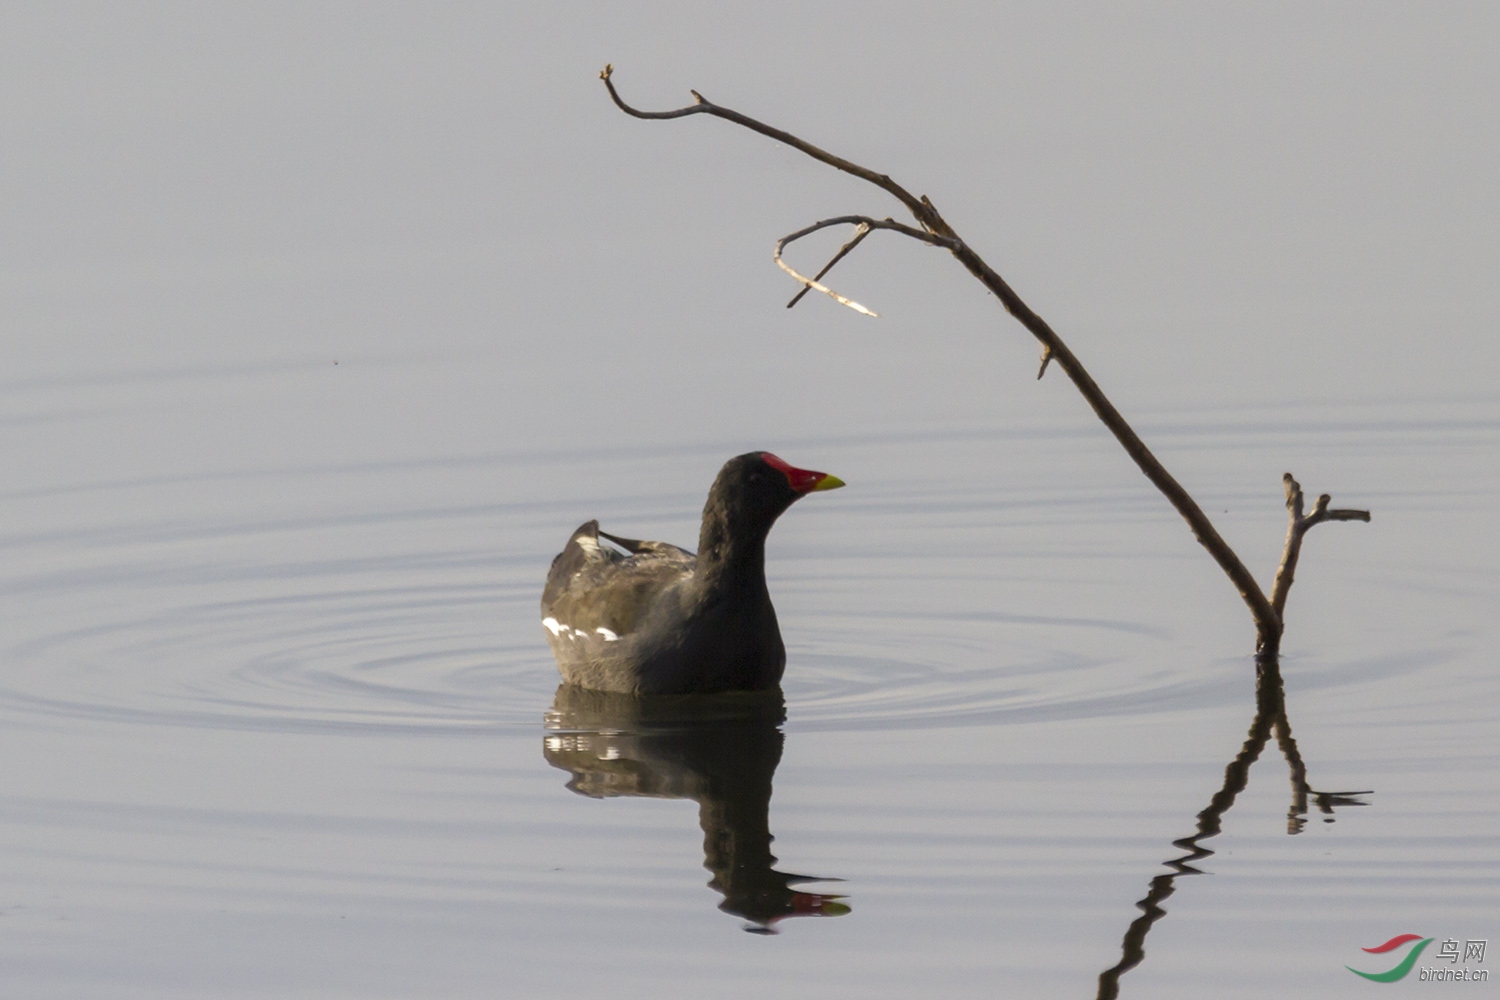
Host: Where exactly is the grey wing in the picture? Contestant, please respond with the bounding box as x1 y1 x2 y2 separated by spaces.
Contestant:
542 521 693 639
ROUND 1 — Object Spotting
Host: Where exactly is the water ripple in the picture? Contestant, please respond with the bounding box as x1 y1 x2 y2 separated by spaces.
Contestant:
5 399 1478 739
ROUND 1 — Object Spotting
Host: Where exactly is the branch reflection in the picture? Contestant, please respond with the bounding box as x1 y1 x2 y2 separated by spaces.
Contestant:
1096 656 1371 999
542 684 849 933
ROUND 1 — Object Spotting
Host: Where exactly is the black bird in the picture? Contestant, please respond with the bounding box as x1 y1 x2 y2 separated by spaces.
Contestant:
541 452 844 693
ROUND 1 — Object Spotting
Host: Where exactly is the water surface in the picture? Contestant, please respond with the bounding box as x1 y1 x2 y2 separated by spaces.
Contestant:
3 357 1496 997
3 6 1498 997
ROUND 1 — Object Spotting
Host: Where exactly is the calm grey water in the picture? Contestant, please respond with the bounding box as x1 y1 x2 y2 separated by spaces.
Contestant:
3 369 1496 998
3 5 1498 998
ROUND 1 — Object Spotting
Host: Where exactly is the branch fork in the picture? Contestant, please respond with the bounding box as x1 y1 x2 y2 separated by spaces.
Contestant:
1268 474 1372 624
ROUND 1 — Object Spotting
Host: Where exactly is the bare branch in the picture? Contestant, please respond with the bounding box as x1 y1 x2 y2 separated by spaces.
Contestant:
1269 473 1371 623
601 65 946 234
602 66 1372 656
777 215 946 249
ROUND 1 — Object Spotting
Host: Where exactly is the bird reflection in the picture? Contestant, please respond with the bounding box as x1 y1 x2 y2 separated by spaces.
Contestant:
1096 655 1371 999
542 683 850 932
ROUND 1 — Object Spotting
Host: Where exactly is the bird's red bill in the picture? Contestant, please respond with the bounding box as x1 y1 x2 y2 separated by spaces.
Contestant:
760 452 845 493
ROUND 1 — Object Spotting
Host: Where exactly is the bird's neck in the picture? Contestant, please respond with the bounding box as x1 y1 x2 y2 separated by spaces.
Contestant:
696 515 769 593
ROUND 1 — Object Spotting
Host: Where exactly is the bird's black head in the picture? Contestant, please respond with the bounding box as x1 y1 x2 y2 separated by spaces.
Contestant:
697 452 844 563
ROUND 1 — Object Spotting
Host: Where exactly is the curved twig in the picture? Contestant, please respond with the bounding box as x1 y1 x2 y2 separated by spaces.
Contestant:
774 216 953 316
787 223 872 309
601 65 948 236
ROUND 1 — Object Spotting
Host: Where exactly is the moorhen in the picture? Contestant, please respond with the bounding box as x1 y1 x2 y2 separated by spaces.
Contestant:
541 452 844 693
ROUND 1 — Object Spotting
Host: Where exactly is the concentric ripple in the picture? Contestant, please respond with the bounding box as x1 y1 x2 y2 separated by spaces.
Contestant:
8 396 1479 738
0 467 1234 736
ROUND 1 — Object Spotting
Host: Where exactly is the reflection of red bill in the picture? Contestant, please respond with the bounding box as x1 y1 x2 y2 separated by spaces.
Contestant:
1364 934 1425 953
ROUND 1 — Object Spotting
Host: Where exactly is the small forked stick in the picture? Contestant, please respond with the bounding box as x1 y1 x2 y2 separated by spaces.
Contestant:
1269 474 1372 621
